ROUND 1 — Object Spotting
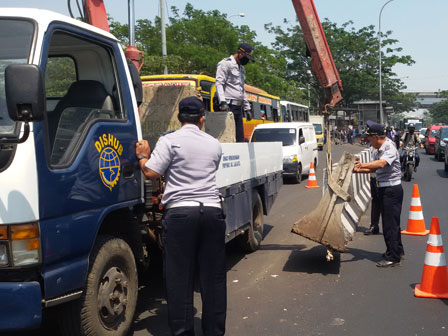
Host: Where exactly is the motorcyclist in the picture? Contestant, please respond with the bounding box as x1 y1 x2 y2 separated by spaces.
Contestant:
400 123 421 172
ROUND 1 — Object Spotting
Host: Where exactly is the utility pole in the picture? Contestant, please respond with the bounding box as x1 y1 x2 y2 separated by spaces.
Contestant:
160 0 168 74
379 0 395 124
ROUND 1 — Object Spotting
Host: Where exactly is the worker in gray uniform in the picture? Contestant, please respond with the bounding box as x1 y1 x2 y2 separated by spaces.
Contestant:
353 120 404 267
136 96 226 335
216 42 255 142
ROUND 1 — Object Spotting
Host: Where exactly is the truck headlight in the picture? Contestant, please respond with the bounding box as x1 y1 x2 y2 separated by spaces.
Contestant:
283 155 298 163
10 222 41 267
0 244 8 266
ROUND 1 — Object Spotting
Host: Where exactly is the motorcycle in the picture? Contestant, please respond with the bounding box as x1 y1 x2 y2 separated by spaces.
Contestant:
401 146 416 181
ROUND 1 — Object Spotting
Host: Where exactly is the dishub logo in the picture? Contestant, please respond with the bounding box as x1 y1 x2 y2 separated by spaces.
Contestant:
95 133 123 191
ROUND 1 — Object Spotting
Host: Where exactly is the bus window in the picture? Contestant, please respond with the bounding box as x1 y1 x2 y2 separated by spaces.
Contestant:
281 105 287 121
273 108 279 122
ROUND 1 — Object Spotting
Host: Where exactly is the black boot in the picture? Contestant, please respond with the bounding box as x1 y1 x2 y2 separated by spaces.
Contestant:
364 226 379 235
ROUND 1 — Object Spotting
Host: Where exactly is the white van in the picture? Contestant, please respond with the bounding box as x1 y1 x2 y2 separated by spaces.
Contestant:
250 122 318 183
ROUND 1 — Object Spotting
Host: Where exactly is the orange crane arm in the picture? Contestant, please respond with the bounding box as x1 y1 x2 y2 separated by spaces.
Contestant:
291 0 343 108
82 0 110 32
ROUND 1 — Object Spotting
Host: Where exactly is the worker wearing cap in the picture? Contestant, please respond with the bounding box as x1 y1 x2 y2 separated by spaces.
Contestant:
353 120 404 267
136 96 226 335
216 42 255 142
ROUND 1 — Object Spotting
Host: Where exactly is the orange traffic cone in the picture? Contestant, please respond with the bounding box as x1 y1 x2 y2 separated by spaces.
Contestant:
402 184 429 236
415 217 448 299
305 161 320 189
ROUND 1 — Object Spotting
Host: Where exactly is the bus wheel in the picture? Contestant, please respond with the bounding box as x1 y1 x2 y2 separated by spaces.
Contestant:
60 236 138 336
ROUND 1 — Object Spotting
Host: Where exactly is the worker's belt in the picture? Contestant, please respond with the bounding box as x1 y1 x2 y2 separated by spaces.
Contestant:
377 180 401 188
165 201 221 209
227 99 242 106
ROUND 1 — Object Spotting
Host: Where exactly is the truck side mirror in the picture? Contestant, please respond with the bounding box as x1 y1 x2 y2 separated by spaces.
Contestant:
1 64 45 144
299 136 305 144
5 64 45 122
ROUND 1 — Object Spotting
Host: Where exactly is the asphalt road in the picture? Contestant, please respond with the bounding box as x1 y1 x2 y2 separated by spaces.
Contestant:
131 143 448 336
15 143 448 336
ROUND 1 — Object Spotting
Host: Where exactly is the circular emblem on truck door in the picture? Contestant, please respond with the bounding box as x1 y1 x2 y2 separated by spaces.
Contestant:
95 133 124 191
99 147 121 191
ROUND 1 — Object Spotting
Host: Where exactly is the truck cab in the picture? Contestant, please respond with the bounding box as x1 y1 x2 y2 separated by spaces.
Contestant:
0 9 143 331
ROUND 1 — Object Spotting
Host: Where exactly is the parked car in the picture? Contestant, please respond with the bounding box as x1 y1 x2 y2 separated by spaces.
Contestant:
250 122 318 184
434 127 448 161
425 125 447 154
445 139 448 172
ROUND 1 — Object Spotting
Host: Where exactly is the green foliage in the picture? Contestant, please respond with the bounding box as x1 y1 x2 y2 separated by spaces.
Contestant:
108 3 414 110
45 57 77 97
430 96 448 124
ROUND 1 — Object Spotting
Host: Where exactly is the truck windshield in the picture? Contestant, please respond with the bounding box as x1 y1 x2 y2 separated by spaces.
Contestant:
251 128 297 146
0 19 34 137
313 123 322 135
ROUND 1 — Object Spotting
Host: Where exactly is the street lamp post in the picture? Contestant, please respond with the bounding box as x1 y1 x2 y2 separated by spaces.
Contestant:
160 0 168 74
299 85 311 110
378 0 395 124
229 13 246 19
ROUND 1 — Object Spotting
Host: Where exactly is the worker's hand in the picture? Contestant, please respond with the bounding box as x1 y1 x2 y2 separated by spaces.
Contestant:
219 101 229 111
245 110 252 121
136 140 151 158
354 160 362 170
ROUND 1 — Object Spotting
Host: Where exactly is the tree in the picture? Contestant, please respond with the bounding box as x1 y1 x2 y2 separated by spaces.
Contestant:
266 19 415 109
429 91 448 124
108 4 308 104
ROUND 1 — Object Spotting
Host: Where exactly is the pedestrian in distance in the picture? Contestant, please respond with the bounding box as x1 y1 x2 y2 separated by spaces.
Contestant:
353 120 404 267
216 42 255 142
136 96 227 335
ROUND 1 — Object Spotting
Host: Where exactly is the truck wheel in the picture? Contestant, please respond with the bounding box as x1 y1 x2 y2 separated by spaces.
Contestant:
292 163 302 184
238 191 264 253
60 236 138 336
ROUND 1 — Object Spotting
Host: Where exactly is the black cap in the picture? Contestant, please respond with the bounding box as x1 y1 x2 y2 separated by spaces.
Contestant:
365 120 385 136
178 96 205 115
238 42 254 61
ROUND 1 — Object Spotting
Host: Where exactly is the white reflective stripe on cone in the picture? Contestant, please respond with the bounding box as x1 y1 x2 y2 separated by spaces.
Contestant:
424 251 447 267
309 175 316 180
409 211 424 220
427 234 444 247
410 197 422 206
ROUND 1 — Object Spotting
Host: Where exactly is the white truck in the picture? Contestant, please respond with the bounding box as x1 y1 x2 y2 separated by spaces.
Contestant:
309 115 325 150
0 9 282 335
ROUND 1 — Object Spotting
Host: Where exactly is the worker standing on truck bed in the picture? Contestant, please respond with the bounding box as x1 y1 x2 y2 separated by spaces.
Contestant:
136 96 227 335
353 121 404 268
216 42 255 142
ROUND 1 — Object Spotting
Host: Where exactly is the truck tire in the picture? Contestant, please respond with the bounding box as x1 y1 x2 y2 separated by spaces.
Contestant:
238 191 264 253
292 163 302 184
60 236 138 336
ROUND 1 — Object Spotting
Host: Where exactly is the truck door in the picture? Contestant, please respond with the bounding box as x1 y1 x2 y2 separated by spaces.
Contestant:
34 25 142 300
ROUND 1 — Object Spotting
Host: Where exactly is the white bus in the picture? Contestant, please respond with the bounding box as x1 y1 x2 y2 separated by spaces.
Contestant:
280 100 309 123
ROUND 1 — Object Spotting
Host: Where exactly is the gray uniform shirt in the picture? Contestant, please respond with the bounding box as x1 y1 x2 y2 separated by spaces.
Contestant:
372 137 401 183
145 124 222 206
215 55 251 111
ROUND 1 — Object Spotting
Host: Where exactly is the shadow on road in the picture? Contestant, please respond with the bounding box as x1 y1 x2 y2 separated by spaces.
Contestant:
282 245 341 275
341 247 383 263
436 169 448 178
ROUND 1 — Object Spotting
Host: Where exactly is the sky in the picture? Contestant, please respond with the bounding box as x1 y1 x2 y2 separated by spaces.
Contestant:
2 0 448 93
